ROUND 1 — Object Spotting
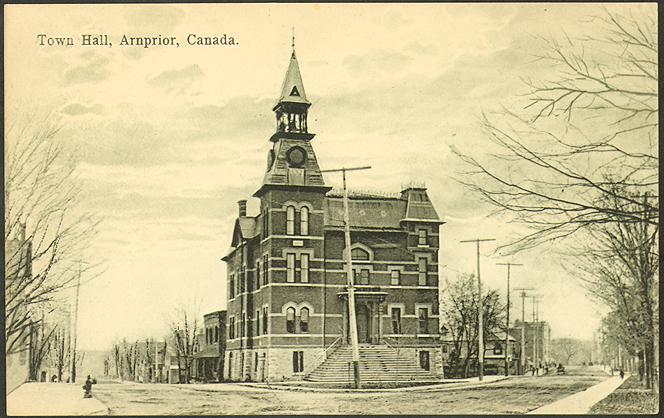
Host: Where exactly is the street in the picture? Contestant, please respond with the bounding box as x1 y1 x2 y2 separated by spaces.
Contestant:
92 367 607 415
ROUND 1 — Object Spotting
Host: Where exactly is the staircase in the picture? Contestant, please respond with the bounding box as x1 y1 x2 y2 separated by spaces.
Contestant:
305 344 439 383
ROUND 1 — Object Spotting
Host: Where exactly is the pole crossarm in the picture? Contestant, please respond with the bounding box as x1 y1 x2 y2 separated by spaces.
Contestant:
320 166 372 173
497 262 523 376
321 164 371 389
459 237 496 381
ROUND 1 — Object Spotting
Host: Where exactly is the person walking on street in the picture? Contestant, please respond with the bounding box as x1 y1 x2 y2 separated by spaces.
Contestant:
620 369 625 380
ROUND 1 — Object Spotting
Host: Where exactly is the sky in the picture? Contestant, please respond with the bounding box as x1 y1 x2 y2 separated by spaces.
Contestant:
4 3 655 350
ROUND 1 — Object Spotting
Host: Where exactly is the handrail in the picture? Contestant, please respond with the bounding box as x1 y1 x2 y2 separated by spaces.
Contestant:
304 336 343 375
383 336 401 358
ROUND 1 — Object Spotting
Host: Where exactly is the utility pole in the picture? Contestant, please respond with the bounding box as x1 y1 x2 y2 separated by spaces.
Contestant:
321 165 371 389
460 238 496 381
514 287 533 375
71 262 81 384
531 296 542 375
154 338 159 383
497 262 522 376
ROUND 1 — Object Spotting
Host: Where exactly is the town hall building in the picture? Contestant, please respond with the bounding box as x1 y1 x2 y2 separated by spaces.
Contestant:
222 45 445 383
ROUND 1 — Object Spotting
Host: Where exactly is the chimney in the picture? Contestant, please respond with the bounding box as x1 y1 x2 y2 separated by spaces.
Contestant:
237 200 247 217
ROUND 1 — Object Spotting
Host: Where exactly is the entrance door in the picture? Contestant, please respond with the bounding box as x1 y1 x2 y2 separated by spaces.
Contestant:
355 303 370 343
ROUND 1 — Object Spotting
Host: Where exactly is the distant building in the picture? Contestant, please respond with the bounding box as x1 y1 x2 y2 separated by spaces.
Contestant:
192 310 226 382
510 319 551 368
222 46 445 382
441 332 519 376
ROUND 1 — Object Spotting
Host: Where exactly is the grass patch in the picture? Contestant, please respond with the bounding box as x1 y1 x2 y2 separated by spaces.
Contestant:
589 376 659 415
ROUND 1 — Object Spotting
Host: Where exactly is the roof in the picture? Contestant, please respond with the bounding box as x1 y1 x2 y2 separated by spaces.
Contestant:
403 188 441 221
324 195 406 230
324 187 443 229
276 51 310 106
194 345 223 359
260 138 327 189
238 217 258 239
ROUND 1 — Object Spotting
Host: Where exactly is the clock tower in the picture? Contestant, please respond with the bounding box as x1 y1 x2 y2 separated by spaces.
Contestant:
255 46 329 197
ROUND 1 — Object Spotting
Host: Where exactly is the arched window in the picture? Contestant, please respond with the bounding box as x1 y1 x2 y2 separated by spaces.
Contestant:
351 248 370 261
300 206 309 235
286 206 296 235
300 307 309 333
286 307 296 333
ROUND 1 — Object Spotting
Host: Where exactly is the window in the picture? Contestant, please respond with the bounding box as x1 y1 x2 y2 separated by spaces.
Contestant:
494 343 503 355
286 206 296 235
256 261 261 289
286 253 296 282
228 352 233 379
391 308 402 334
229 317 235 339
205 328 209 345
229 274 235 299
300 206 309 235
263 255 269 286
442 344 449 354
354 269 369 285
300 307 309 333
262 307 268 334
418 258 428 286
255 352 259 372
419 351 430 371
256 310 261 336
262 208 269 238
418 308 429 334
241 312 246 338
418 229 428 246
390 269 400 285
351 248 370 260
286 307 296 333
292 351 304 373
300 254 310 283
214 326 219 343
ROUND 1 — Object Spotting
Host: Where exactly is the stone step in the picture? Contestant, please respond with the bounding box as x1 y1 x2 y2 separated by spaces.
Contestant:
305 344 438 383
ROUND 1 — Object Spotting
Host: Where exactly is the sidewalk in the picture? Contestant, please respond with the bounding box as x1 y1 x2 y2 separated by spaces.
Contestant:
6 382 109 416
234 374 508 393
527 374 628 414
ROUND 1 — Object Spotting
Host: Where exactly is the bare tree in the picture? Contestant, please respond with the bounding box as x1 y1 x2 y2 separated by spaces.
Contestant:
452 9 657 254
28 311 57 381
170 309 199 384
122 339 139 381
573 186 658 387
112 341 123 380
551 338 582 365
50 326 71 382
440 273 506 377
4 111 101 356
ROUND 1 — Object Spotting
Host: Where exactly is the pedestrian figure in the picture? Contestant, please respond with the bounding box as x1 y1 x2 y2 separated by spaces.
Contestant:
620 369 625 380
82 375 95 398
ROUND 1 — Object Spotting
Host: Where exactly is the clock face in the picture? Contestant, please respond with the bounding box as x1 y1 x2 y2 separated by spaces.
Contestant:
287 146 306 167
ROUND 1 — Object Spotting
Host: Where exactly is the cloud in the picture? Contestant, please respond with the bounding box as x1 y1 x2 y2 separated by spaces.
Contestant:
343 50 412 75
124 5 185 32
147 64 204 92
64 53 111 85
60 102 104 116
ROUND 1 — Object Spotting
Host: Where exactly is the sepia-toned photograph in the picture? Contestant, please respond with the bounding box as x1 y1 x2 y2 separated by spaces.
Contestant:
3 2 658 415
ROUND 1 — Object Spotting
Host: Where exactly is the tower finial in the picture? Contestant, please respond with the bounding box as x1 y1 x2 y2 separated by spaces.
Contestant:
291 27 295 53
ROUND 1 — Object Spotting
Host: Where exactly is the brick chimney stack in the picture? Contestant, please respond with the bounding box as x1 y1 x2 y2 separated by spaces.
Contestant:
238 200 247 217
